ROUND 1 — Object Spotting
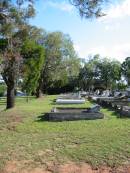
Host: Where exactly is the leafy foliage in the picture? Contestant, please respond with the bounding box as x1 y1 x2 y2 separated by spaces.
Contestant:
22 40 45 95
98 58 121 89
38 32 81 94
79 55 121 91
69 0 108 18
79 55 100 90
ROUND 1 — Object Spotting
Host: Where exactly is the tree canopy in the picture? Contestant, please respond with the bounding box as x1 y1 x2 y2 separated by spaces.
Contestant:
35 31 81 95
3 0 111 19
79 55 121 91
70 0 108 18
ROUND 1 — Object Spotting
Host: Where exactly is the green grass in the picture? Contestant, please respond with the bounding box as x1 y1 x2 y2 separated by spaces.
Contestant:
0 84 6 97
0 95 130 170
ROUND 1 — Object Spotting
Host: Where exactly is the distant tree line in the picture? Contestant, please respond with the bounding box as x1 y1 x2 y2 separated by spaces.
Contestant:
78 55 130 92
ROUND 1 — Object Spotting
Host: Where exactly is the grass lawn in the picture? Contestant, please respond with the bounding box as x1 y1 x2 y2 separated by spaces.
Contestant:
0 95 130 171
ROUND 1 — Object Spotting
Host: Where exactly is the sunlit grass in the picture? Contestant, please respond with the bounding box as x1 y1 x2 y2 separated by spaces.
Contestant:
0 95 130 169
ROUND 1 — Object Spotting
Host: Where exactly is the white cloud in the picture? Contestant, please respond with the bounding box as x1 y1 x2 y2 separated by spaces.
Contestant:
102 0 130 21
74 43 130 62
98 0 130 31
104 22 120 31
47 1 74 12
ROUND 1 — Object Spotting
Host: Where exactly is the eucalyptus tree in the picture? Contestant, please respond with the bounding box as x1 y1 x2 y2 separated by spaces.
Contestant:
36 32 81 96
0 0 35 108
98 58 121 89
78 55 100 91
78 55 121 91
110 60 121 89
48 43 81 93
36 32 63 96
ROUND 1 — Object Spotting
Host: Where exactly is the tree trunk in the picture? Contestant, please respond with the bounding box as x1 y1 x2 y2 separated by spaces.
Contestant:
36 79 43 98
6 85 15 109
36 88 42 98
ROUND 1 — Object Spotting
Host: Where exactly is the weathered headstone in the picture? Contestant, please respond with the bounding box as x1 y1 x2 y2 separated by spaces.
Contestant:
86 104 100 113
120 106 130 117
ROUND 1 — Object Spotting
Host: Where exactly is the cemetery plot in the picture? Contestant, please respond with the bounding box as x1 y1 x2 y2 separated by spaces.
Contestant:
96 97 130 117
56 93 86 104
44 105 104 121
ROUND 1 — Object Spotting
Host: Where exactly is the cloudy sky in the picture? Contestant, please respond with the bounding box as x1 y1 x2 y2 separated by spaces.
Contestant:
31 0 130 62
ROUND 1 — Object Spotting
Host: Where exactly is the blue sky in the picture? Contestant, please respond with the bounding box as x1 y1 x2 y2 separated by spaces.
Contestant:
31 0 130 62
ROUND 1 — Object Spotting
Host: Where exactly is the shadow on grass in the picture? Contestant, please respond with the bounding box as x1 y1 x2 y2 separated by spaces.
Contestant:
111 111 121 118
35 114 47 122
104 107 121 118
51 102 58 105
89 100 122 119
102 107 130 119
0 102 6 105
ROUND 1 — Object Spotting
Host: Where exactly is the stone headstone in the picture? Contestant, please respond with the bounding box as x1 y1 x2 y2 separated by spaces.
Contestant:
102 90 110 97
51 107 57 113
87 104 100 113
120 106 130 117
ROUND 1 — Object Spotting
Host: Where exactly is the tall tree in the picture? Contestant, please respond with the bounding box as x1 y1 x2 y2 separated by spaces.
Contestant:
37 32 63 96
0 0 35 108
79 55 100 91
36 32 81 95
98 58 121 89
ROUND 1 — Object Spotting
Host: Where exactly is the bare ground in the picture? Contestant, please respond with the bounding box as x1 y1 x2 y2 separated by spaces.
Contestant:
1 161 130 173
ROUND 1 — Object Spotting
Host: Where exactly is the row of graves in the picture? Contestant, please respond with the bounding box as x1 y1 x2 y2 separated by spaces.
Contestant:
90 88 130 118
44 93 104 121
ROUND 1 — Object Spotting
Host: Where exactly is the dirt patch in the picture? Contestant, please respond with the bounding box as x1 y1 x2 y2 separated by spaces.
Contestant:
6 114 23 124
56 163 114 173
0 113 23 131
2 161 130 173
1 161 51 173
6 116 23 131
